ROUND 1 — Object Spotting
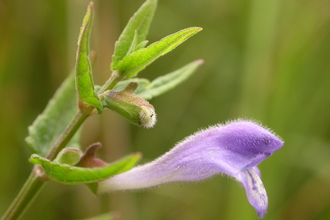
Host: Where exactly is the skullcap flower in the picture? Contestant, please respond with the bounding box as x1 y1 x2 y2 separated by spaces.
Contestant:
98 120 284 218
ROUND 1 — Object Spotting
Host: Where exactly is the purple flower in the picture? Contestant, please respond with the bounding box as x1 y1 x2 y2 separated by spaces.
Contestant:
98 120 284 218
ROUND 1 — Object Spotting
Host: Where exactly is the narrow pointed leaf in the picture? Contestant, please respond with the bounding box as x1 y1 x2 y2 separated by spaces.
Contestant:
111 0 157 69
136 40 149 50
25 73 80 156
75 2 102 111
126 31 140 56
137 59 203 100
29 153 141 185
116 27 202 78
113 60 203 100
77 212 116 220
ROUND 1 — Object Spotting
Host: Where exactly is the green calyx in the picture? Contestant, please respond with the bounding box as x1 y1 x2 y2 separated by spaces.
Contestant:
101 83 156 128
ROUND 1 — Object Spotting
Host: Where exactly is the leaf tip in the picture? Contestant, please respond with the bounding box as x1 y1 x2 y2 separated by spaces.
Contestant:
190 27 203 33
133 152 143 159
194 59 204 66
88 1 94 9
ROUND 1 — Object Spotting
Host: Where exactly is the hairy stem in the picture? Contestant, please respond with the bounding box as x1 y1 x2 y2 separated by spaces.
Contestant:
98 70 123 94
1 168 45 220
1 110 89 220
47 110 89 160
2 64 123 220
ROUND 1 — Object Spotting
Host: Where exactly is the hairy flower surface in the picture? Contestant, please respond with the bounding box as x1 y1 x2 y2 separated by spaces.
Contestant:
98 120 284 218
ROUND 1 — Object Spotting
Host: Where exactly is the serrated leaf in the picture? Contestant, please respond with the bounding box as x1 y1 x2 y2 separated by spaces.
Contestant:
29 153 141 185
111 0 157 69
137 60 204 100
75 2 102 111
116 27 203 78
25 73 80 156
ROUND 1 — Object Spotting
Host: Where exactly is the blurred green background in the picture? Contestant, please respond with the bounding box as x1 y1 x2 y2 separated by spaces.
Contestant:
1 0 330 219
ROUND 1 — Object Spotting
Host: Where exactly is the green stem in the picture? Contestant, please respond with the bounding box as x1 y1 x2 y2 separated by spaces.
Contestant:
2 68 123 220
1 110 89 220
47 110 89 160
98 70 123 94
1 168 45 220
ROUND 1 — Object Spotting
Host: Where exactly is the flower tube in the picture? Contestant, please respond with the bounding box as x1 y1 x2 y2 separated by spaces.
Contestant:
98 120 284 218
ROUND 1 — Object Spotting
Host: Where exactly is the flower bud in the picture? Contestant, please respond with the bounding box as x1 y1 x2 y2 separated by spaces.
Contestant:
76 142 108 168
100 82 156 128
54 148 82 166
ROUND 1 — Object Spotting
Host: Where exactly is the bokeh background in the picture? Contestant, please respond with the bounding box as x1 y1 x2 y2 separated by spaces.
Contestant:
1 0 330 219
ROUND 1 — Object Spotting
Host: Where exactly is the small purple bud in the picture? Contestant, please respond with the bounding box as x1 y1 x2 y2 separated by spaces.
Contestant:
98 120 283 218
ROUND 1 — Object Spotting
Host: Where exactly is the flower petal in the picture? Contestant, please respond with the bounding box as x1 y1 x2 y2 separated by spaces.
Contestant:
237 168 268 218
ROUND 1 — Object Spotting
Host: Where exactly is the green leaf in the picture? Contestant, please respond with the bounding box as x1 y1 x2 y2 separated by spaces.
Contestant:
114 59 203 100
136 40 149 51
116 27 203 78
29 153 141 185
113 78 151 94
137 60 204 100
75 2 102 111
25 73 80 156
126 30 140 56
111 0 157 69
76 212 116 220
